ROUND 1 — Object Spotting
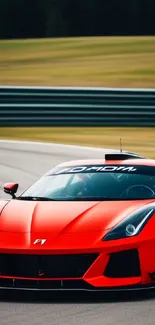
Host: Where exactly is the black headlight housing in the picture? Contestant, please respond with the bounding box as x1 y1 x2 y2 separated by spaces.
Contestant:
104 205 155 241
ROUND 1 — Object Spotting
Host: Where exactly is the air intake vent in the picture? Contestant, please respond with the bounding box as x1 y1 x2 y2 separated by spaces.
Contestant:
104 249 141 278
0 253 99 278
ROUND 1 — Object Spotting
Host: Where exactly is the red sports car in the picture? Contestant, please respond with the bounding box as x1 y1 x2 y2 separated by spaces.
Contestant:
1 152 155 292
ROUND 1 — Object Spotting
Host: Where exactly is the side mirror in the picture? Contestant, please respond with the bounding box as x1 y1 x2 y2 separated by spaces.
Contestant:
3 183 19 199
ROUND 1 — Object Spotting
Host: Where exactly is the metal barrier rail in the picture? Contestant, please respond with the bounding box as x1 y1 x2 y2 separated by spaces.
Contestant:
0 86 155 126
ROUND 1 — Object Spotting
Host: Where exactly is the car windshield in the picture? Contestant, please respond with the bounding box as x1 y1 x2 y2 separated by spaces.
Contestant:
19 164 155 201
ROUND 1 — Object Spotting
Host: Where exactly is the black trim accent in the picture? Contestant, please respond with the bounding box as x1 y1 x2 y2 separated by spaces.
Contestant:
0 278 154 292
105 152 144 161
0 253 99 278
104 249 141 278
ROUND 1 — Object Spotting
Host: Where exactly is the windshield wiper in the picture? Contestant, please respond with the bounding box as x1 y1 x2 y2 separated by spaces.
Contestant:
17 196 153 202
17 196 57 201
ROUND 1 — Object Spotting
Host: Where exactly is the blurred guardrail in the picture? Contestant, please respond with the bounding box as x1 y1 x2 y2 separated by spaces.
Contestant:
0 86 155 126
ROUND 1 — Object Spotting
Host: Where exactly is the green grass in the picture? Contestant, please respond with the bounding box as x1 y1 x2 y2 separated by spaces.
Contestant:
0 36 155 88
1 127 155 158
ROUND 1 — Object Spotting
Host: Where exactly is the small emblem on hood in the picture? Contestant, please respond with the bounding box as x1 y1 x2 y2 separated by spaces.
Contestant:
33 239 46 245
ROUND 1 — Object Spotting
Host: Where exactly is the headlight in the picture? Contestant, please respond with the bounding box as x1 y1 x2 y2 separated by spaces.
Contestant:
103 205 155 241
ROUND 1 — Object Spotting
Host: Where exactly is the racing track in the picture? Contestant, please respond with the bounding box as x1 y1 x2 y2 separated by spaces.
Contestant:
0 140 155 325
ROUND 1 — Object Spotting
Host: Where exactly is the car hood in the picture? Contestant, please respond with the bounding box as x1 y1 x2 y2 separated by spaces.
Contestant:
0 199 153 234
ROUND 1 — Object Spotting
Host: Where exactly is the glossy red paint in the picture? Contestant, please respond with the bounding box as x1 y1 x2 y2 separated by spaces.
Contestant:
3 183 19 197
1 157 155 291
4 183 18 191
0 199 152 234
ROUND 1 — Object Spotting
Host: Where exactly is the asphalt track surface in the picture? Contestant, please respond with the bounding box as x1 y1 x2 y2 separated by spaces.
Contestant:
0 140 155 325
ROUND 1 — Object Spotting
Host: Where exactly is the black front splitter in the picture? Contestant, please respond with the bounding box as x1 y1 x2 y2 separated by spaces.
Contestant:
0 282 155 292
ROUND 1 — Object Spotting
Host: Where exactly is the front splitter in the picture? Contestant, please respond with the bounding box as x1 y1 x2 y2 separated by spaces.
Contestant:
0 280 155 292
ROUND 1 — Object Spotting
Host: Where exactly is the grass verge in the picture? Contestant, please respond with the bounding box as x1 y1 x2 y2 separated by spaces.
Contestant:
0 127 155 158
0 36 155 88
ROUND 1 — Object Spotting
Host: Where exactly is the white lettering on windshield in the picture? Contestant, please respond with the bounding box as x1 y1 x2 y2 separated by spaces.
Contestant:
69 167 87 173
86 166 103 172
100 166 137 172
55 168 70 174
122 167 137 172
53 165 137 174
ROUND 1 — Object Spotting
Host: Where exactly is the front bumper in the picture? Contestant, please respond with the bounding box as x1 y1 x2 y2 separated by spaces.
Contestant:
0 249 142 290
1 232 155 292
